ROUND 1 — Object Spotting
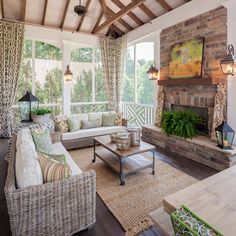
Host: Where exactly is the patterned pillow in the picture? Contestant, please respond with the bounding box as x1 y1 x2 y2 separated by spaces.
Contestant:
115 112 123 126
38 150 67 164
31 127 53 153
53 115 69 133
102 112 116 126
38 153 71 183
67 116 81 132
81 119 100 129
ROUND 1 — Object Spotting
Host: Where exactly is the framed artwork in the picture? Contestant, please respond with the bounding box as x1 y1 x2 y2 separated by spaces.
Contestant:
168 37 204 79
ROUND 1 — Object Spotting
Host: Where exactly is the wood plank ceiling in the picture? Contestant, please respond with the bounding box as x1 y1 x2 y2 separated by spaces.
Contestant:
0 0 191 38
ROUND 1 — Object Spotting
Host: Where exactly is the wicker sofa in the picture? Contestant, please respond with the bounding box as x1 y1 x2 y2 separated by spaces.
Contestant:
4 131 96 236
54 112 127 150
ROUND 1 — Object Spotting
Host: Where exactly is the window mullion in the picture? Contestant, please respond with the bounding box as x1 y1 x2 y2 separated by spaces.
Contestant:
32 40 36 95
134 44 137 104
92 48 96 103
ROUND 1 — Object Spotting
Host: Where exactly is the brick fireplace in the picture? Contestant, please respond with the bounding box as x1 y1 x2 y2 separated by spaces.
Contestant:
142 7 236 171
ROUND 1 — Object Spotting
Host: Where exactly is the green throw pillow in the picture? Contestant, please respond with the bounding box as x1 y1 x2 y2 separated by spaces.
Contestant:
67 116 81 132
31 128 53 153
38 150 67 164
102 112 116 126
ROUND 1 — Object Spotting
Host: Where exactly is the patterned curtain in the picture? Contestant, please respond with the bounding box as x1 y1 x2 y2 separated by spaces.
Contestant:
0 20 24 137
100 36 127 112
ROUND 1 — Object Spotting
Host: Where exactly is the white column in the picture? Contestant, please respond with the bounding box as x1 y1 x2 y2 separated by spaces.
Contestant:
153 30 162 121
62 40 72 116
222 0 236 144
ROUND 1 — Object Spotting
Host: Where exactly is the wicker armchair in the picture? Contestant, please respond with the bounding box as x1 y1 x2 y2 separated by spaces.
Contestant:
5 134 96 236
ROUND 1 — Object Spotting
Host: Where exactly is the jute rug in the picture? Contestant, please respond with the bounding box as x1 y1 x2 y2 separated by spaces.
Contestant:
69 147 198 236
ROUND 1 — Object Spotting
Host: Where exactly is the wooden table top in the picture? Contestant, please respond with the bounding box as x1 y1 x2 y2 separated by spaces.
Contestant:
163 165 236 236
94 135 155 158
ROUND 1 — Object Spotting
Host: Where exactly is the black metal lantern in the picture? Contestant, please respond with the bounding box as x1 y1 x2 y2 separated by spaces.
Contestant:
215 121 235 150
64 65 73 82
147 61 159 80
220 44 236 75
18 91 39 122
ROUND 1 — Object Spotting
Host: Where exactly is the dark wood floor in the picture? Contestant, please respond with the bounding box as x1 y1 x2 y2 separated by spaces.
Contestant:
0 138 217 236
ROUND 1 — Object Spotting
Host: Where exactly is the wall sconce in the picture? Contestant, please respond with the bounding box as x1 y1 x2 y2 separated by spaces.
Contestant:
64 65 73 82
147 61 159 80
220 44 236 75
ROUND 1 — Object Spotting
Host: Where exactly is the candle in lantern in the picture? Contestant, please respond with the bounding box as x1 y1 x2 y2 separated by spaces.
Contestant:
223 140 229 147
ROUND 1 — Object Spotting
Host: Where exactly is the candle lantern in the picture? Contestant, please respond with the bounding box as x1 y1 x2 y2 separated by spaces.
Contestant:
18 91 39 122
215 121 235 150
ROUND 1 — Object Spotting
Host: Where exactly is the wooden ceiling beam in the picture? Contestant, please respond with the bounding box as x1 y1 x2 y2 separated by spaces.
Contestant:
60 0 70 29
76 0 92 32
111 0 144 26
92 11 103 34
106 7 133 31
155 0 172 11
139 4 156 19
93 0 146 34
1 0 4 18
42 0 48 25
22 0 27 21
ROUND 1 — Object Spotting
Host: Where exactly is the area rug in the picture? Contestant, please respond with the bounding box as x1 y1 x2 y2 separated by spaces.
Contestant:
69 147 198 236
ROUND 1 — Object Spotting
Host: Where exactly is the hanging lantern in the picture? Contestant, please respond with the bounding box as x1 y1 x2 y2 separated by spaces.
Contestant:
147 61 159 80
18 91 39 122
220 44 236 75
64 65 73 82
215 121 235 150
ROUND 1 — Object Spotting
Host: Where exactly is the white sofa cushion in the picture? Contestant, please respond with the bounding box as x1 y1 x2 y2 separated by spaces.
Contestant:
62 126 125 141
70 113 88 121
16 128 34 149
15 142 43 189
88 112 103 126
51 142 82 176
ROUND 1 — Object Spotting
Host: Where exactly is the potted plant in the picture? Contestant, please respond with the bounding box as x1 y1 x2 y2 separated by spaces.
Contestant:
31 108 52 124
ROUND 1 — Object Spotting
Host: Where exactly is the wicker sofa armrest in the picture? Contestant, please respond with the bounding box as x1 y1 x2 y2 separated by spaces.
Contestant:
50 131 62 143
122 118 128 127
5 170 96 236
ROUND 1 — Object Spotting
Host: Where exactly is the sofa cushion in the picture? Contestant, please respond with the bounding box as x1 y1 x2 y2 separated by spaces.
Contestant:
15 142 43 189
16 128 34 149
102 111 117 126
88 112 102 126
51 142 82 175
38 153 71 183
54 115 69 133
81 119 100 129
62 126 126 141
115 112 123 126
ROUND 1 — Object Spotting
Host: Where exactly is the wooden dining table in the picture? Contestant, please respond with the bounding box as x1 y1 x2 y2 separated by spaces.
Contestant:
162 165 236 236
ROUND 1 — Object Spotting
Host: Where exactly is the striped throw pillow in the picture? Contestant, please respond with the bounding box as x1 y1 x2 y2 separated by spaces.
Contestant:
38 153 71 183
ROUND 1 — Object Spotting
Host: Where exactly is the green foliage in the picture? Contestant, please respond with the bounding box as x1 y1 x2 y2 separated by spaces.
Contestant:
71 48 92 63
35 41 62 61
161 111 203 139
31 108 51 115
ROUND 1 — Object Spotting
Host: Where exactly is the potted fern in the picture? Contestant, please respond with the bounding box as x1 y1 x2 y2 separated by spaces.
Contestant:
161 110 203 139
31 108 52 125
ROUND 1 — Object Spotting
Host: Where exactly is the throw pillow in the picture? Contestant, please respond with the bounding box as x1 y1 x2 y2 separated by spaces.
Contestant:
102 112 116 126
53 115 69 133
115 112 123 126
81 119 100 129
88 113 102 126
31 127 53 153
38 153 71 183
67 116 81 132
38 150 67 164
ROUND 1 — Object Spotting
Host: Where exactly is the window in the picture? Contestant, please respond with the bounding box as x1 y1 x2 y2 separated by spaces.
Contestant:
16 40 33 103
70 48 93 103
35 41 62 105
122 42 155 105
122 46 135 102
95 48 106 101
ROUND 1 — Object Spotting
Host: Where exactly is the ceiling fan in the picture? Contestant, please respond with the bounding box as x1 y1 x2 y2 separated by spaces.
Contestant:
74 0 87 16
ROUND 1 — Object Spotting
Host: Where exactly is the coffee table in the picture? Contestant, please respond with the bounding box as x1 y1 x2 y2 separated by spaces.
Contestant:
92 135 156 185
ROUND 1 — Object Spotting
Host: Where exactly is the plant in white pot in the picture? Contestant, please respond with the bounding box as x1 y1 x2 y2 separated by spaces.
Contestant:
31 108 54 131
